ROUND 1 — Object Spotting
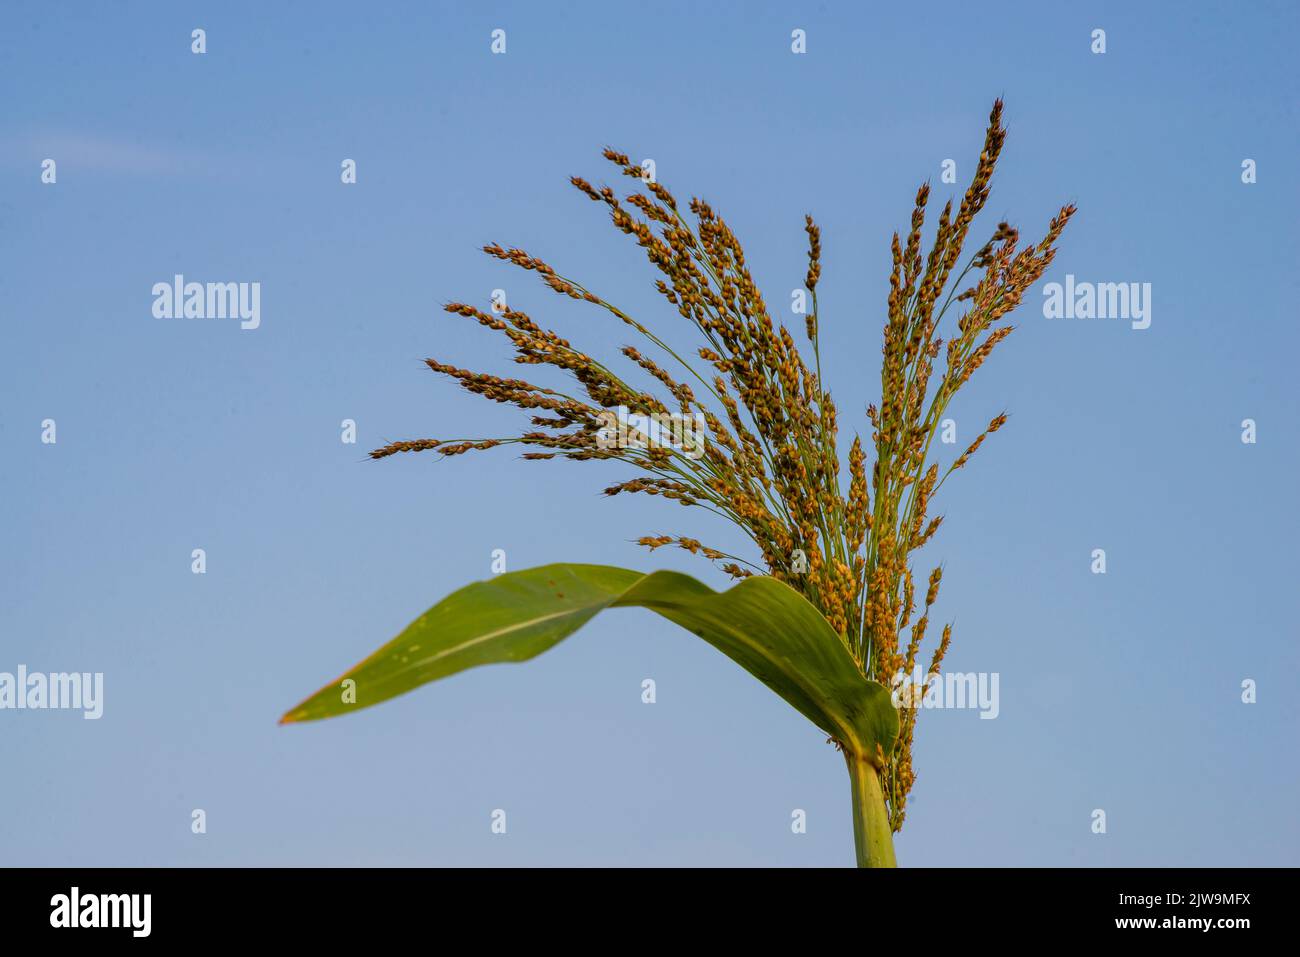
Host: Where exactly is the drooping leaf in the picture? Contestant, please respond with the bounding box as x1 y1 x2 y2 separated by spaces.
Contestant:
280 563 898 761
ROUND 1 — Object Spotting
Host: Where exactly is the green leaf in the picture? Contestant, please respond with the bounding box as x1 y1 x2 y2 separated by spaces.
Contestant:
280 563 898 761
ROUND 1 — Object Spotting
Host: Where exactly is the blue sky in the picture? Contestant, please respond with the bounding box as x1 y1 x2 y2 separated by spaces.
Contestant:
1 0 1297 866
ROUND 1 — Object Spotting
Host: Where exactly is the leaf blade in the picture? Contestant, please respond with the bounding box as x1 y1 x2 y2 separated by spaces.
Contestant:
280 563 897 760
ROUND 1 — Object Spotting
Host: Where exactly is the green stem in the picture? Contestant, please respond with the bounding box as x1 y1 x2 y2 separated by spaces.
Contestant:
845 752 897 867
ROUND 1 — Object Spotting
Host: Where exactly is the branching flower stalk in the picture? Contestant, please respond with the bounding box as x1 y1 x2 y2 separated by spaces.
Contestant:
369 100 1073 859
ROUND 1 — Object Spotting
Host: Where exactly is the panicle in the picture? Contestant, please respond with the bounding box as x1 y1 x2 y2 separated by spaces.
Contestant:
377 109 1071 835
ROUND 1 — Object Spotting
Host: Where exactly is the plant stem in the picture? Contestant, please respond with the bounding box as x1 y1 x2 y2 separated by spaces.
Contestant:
845 752 897 867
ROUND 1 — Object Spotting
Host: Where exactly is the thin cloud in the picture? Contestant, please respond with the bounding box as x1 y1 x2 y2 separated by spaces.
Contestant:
19 131 208 175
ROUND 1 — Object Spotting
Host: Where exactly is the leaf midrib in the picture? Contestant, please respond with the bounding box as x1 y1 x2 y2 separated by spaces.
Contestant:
404 604 604 672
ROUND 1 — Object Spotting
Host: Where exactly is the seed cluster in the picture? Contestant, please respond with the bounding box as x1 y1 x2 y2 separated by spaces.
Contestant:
371 100 1073 832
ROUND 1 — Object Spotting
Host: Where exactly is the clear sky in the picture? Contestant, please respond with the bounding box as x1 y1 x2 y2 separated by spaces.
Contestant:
2 1 1296 866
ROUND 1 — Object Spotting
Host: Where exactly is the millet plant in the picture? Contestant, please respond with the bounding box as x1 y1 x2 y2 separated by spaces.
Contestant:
282 100 1074 867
